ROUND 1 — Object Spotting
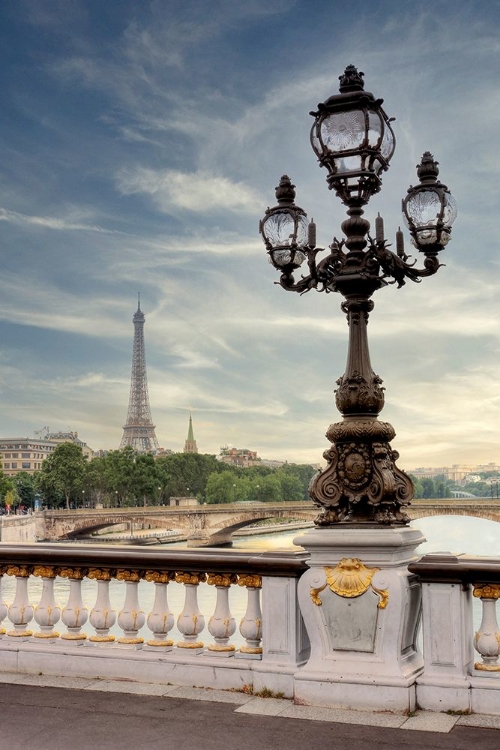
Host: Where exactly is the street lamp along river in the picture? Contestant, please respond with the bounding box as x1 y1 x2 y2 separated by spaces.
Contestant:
260 66 457 527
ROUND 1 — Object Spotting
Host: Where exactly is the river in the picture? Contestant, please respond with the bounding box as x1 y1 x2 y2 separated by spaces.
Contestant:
1 515 498 645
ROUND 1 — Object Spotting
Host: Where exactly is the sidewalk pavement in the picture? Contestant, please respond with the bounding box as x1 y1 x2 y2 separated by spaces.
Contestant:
1 673 500 750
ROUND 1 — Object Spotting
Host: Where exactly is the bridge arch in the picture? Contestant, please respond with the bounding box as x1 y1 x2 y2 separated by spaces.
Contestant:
408 507 500 525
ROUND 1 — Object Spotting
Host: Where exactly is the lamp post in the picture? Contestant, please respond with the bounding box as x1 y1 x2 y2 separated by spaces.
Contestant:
260 66 458 710
260 66 456 527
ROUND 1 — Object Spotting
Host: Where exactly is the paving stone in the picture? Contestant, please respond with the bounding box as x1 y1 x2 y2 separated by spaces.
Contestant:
400 712 459 733
279 704 406 728
13 674 97 689
82 679 176 696
0 672 23 684
234 697 293 716
457 713 500 730
167 685 253 704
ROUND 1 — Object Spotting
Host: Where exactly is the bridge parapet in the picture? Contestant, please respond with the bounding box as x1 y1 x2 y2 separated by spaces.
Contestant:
1 544 500 714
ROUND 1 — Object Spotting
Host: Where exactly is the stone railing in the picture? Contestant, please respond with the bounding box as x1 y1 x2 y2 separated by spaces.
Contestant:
409 553 500 715
0 544 310 697
2 543 500 714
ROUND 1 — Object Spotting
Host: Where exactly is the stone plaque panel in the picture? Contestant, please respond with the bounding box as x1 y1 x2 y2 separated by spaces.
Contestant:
320 587 379 653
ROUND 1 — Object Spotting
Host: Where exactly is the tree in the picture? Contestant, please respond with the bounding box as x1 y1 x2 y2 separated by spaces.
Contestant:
134 453 159 506
258 474 283 503
38 442 87 509
206 471 238 504
0 469 14 506
13 471 36 509
275 470 303 501
84 457 110 507
4 488 18 512
421 478 435 499
157 453 221 502
104 447 138 505
279 464 317 500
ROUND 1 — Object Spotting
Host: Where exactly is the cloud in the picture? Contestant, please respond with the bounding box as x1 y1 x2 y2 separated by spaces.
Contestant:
116 168 262 215
0 207 129 235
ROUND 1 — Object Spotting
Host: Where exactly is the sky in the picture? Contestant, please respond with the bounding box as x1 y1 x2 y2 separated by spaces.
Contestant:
0 0 499 469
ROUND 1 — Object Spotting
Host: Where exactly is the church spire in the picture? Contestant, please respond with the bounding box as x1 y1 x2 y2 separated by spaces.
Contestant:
184 414 198 454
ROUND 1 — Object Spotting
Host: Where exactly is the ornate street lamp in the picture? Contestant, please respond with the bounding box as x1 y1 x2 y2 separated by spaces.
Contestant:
260 66 457 526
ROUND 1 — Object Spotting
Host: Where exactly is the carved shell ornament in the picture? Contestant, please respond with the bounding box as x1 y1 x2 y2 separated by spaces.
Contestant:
310 558 389 609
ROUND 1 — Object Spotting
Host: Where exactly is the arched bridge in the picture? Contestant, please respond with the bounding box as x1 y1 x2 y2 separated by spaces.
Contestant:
35 498 500 547
37 502 318 547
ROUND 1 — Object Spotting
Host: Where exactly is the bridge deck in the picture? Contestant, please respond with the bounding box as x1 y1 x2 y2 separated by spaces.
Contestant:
3 679 500 750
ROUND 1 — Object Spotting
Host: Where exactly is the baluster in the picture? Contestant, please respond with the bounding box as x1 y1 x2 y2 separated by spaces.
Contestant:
0 566 7 636
145 571 174 649
33 566 60 640
175 572 206 653
87 568 116 644
237 574 262 658
207 573 237 655
6 565 34 640
116 570 145 647
473 584 500 671
58 567 88 643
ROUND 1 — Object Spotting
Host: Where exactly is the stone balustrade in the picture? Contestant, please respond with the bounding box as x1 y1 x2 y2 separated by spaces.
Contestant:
1 543 500 714
0 544 310 697
409 553 500 714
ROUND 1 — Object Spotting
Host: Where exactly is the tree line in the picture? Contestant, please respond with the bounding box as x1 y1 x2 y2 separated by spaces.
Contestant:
0 443 317 510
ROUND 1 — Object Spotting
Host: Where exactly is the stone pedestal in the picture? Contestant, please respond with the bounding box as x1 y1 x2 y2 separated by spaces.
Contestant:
294 526 424 712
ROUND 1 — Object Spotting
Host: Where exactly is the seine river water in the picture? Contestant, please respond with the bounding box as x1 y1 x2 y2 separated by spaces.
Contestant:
2 515 498 646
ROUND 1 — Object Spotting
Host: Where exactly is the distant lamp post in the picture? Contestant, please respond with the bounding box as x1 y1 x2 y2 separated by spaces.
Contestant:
232 483 236 503
115 490 118 507
81 490 85 508
260 66 457 526
33 492 41 513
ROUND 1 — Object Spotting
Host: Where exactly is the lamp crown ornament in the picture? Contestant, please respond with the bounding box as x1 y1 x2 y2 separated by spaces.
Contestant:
338 64 365 92
275 175 296 205
417 151 440 182
259 66 457 527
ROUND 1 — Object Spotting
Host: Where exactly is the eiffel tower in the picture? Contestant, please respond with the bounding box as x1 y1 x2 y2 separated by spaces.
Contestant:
120 296 160 452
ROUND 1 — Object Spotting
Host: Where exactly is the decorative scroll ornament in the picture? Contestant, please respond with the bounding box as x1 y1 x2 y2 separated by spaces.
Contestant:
207 573 238 587
33 566 57 579
474 662 500 672
87 568 113 581
145 570 174 584
6 565 33 578
310 558 388 609
116 569 142 583
58 567 87 580
473 584 500 600
175 572 207 586
237 575 262 589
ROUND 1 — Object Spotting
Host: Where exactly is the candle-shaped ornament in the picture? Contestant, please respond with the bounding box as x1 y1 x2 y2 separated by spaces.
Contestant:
375 213 384 244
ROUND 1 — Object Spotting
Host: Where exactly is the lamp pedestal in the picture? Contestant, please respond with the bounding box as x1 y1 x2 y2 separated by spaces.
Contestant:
293 526 424 712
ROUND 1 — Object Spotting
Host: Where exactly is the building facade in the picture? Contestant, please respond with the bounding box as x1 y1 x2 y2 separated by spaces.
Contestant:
0 438 57 477
217 446 261 468
46 431 93 460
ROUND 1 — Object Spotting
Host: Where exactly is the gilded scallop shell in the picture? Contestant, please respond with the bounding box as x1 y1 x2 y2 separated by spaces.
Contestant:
325 558 377 598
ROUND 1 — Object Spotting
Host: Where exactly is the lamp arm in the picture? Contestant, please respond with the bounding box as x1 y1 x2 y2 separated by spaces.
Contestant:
278 242 348 294
371 242 442 288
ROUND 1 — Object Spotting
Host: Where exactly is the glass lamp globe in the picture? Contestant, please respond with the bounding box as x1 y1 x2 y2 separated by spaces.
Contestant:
259 175 309 270
310 65 396 204
403 152 457 250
